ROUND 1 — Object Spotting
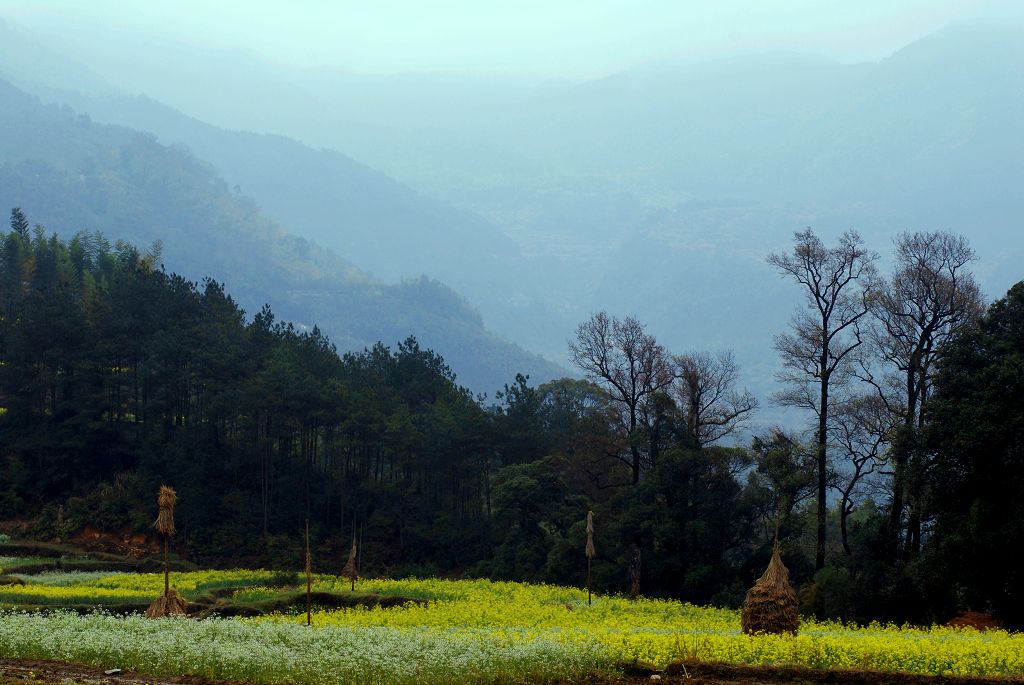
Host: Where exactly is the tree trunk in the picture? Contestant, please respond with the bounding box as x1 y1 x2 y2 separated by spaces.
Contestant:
840 500 851 556
888 455 906 549
628 542 641 600
905 457 922 559
905 508 921 558
629 406 641 484
816 367 828 572
889 366 919 555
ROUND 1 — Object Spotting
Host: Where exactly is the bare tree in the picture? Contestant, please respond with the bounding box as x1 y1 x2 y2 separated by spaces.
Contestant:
767 229 878 571
569 312 673 484
672 351 757 448
870 231 983 557
829 393 891 555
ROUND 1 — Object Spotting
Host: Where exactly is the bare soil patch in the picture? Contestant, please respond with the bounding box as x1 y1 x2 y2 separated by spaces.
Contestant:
0 659 240 685
2 658 1022 685
664 662 1024 685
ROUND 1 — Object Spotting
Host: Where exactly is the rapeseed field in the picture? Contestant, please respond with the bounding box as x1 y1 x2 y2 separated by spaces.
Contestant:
2 566 1022 684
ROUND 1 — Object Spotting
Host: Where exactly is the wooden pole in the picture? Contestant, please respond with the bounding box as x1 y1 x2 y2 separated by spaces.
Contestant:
163 536 169 598
354 522 363 592
305 519 312 627
585 510 595 606
587 556 592 606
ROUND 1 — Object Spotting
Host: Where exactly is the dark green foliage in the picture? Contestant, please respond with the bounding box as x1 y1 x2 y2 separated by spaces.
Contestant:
783 283 1024 628
0 224 783 601
0 219 497 569
619 445 763 605
747 431 816 540
489 456 584 581
2 213 1019 624
925 282 1024 626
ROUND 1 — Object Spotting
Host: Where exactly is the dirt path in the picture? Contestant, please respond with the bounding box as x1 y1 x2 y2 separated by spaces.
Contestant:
661 662 1022 685
1 658 1020 685
0 659 238 685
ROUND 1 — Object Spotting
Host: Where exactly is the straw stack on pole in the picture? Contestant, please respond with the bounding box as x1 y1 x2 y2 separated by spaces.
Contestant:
156 485 176 597
146 485 187 618
585 511 595 606
740 540 799 635
342 533 358 592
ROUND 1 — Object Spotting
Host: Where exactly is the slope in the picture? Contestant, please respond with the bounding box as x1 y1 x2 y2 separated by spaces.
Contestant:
7 18 1022 424
0 18 572 362
0 77 564 394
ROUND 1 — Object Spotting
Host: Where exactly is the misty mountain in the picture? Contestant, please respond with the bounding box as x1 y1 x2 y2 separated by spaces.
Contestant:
0 18 573 362
33 92 522 287
0 76 565 394
5 18 1022 428
11 19 1019 247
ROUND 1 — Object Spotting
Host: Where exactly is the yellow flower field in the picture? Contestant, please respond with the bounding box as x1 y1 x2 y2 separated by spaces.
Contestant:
262 577 1024 676
2 568 1023 684
0 583 151 604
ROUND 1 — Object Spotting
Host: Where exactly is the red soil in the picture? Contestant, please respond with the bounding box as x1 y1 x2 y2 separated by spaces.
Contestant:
946 611 1002 631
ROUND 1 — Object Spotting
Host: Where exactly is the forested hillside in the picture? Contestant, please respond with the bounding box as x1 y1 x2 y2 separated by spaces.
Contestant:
1 220 1022 625
0 220 1019 626
0 77 563 393
0 215 496 568
2 10 1023 634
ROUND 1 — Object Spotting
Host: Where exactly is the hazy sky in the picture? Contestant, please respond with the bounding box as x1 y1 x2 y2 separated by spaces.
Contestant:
1 0 1018 78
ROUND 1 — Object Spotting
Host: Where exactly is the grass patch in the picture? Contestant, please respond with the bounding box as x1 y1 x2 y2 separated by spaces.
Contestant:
0 541 119 560
1 557 196 575
12 570 128 586
0 557 51 573
196 589 421 617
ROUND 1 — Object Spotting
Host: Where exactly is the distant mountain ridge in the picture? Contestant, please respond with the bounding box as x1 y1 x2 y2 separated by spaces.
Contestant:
41 91 524 286
0 17 570 362
4 18 1022 429
0 76 565 394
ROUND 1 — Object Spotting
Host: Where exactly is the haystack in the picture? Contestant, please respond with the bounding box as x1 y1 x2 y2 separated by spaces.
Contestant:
586 511 596 559
155 486 177 537
741 542 799 635
145 587 188 618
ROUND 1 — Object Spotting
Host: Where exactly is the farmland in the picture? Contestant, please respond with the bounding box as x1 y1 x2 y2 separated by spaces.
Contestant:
2 555 1023 685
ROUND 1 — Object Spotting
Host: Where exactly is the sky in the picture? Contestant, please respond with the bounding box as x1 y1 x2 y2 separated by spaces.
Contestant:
0 0 1018 78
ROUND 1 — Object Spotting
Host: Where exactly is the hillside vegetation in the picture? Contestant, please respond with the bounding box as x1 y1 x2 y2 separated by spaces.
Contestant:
2 219 1023 628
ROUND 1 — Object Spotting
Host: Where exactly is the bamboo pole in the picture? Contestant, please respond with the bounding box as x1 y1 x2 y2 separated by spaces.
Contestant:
163 537 169 598
586 511 595 606
305 519 312 627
